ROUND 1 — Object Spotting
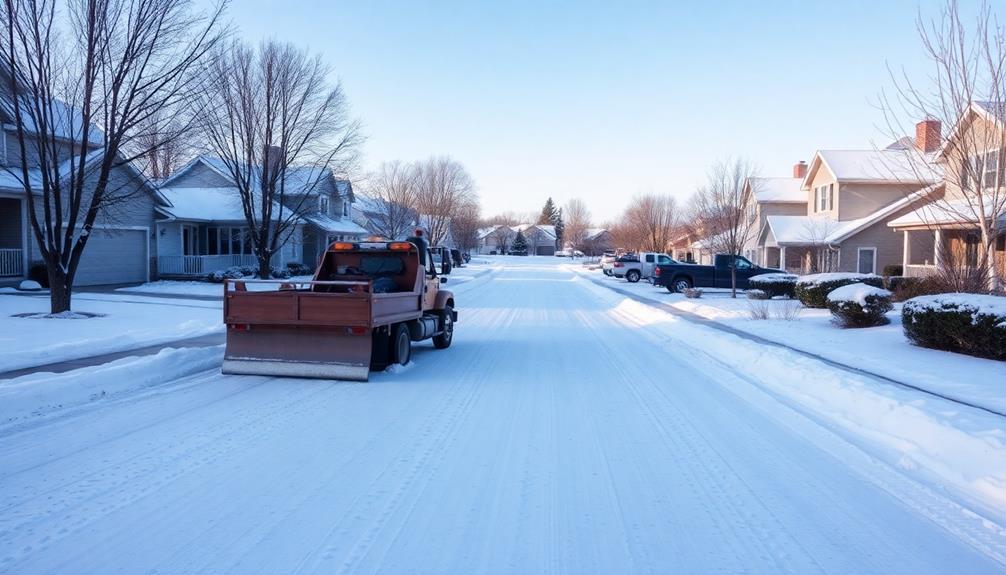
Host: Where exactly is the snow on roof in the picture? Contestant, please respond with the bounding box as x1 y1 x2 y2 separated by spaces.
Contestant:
584 228 608 240
513 223 556 239
814 149 941 184
2 96 105 146
302 213 368 235
749 177 805 203
166 156 349 198
888 197 1006 228
158 187 300 223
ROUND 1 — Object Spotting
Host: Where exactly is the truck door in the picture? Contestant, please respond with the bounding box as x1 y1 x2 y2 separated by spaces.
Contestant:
423 250 439 310
643 253 655 277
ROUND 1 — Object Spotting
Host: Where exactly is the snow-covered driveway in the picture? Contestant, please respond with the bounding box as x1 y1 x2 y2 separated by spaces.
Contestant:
1 261 1003 573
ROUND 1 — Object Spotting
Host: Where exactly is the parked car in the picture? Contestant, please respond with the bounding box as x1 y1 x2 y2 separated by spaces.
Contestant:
612 252 677 283
651 254 784 292
555 250 570 257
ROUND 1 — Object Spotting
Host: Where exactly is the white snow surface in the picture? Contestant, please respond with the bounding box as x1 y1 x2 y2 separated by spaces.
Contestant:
827 283 892 305
904 292 1006 319
749 272 797 283
0 293 222 372
1 258 1005 573
796 271 881 286
749 176 805 203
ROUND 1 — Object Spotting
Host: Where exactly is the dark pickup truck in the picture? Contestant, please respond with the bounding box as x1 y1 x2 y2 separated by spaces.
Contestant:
652 254 784 292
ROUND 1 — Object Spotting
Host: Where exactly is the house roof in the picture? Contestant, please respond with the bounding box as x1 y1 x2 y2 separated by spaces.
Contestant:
584 228 608 240
164 156 353 199
1 96 105 146
514 223 556 239
748 177 805 203
764 183 940 245
803 148 941 188
888 195 1006 229
975 100 1006 125
302 212 368 235
157 187 300 223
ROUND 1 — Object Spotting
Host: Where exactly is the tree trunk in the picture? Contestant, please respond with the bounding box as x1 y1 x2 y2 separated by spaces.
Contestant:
731 266 737 298
257 256 272 280
48 266 72 314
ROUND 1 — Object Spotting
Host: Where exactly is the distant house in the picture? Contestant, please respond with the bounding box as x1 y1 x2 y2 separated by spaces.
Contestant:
476 225 513 254
514 223 557 256
352 194 419 240
579 228 612 256
154 156 366 277
760 123 941 274
0 88 164 286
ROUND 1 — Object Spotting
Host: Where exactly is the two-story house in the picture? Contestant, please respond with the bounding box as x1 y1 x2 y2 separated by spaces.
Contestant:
154 156 366 277
742 162 809 268
889 102 1006 280
760 121 942 274
0 90 164 287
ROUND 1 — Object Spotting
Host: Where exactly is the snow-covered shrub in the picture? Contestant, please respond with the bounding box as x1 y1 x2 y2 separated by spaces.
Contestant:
748 273 797 299
239 265 257 276
271 266 292 279
683 287 702 299
745 289 769 300
902 294 1006 361
18 280 43 291
826 283 893 328
207 267 247 283
888 276 945 301
795 272 883 308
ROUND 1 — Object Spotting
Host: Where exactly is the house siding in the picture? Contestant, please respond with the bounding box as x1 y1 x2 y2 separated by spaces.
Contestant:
836 202 926 274
838 182 920 221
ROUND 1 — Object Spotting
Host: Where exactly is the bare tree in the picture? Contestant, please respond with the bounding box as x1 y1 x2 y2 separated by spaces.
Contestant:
692 158 759 297
365 160 418 240
450 202 481 254
134 114 193 180
198 39 362 278
488 223 514 254
414 156 477 247
564 198 592 251
0 0 225 312
882 0 1006 291
620 194 678 253
799 218 841 273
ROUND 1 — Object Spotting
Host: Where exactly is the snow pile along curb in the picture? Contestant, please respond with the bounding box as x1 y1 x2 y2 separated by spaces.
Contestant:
576 275 1006 521
0 346 224 425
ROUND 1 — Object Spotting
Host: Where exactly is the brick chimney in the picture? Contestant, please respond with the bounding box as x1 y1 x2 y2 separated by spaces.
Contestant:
793 161 808 179
915 119 941 153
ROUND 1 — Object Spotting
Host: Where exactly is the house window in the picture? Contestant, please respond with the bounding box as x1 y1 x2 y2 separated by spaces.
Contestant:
857 247 876 275
343 201 349 217
816 185 832 212
319 195 329 215
207 226 249 255
965 150 1001 190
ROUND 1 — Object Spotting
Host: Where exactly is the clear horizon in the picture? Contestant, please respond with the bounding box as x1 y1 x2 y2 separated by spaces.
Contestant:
220 0 944 222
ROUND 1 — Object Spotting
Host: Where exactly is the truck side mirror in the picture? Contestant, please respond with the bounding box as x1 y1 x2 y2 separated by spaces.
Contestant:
440 277 448 284
441 260 452 275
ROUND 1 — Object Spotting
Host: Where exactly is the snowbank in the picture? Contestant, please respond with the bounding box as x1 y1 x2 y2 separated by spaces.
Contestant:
827 283 892 305
0 294 223 372
0 346 223 425
796 272 881 286
576 275 1006 520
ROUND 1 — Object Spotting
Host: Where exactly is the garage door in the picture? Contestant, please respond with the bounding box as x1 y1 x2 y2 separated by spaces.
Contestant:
74 228 148 286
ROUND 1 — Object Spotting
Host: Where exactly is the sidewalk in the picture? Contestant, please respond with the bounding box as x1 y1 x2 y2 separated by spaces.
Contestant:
0 333 224 380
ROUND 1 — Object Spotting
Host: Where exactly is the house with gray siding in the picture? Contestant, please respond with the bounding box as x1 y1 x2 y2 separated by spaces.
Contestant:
0 103 164 287
155 156 366 277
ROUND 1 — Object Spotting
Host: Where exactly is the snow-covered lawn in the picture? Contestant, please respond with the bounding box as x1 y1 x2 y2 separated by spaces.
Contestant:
575 266 1006 414
0 293 222 373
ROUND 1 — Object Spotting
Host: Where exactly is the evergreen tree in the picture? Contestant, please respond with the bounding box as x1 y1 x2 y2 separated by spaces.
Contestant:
553 207 565 247
511 230 528 255
538 197 558 225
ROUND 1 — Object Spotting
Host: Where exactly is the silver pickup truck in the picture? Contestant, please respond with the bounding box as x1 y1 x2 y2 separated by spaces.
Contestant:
610 252 676 282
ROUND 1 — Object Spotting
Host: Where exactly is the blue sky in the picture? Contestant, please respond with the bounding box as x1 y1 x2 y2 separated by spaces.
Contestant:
221 0 942 220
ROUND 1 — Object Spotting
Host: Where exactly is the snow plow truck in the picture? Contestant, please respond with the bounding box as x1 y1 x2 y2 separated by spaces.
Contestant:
221 233 457 381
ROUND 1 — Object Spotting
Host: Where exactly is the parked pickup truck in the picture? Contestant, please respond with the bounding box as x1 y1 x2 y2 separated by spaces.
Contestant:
651 254 784 292
612 252 677 283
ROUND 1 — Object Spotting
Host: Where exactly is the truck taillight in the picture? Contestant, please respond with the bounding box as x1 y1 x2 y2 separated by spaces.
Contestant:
654 268 661 276
229 323 250 331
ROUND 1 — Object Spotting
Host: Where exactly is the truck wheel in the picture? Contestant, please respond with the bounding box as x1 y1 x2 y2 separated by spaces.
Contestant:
391 323 411 365
433 306 454 349
672 277 692 293
626 270 641 283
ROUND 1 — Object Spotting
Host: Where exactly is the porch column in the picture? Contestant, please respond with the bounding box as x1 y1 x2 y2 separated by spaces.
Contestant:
780 246 787 272
933 228 942 269
902 231 911 272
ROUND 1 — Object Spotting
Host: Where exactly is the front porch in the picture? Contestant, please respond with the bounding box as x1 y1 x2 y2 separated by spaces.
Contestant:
156 220 303 278
0 197 26 280
900 227 1005 279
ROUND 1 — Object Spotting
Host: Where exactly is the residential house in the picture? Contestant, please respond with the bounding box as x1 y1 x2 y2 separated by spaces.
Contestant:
154 156 366 277
476 225 513 254
579 228 613 256
0 90 164 286
760 122 942 274
515 224 557 255
741 163 809 268
888 102 1006 280
352 194 419 240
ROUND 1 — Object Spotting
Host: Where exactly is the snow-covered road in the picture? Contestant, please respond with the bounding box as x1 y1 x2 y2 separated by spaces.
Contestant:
1 261 1003 573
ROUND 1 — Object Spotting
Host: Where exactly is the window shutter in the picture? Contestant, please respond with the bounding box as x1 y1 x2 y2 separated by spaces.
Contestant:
813 188 818 212
828 184 834 211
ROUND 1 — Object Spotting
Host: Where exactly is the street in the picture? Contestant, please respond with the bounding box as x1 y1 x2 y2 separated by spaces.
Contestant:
0 261 1002 574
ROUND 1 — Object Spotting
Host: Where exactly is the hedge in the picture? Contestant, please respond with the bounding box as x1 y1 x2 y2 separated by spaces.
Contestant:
748 273 797 299
902 294 1006 361
795 272 884 308
826 283 894 328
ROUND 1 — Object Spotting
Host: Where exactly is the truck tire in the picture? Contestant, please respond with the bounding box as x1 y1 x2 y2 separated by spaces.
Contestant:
391 323 411 365
671 277 692 293
626 270 641 283
433 306 454 349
